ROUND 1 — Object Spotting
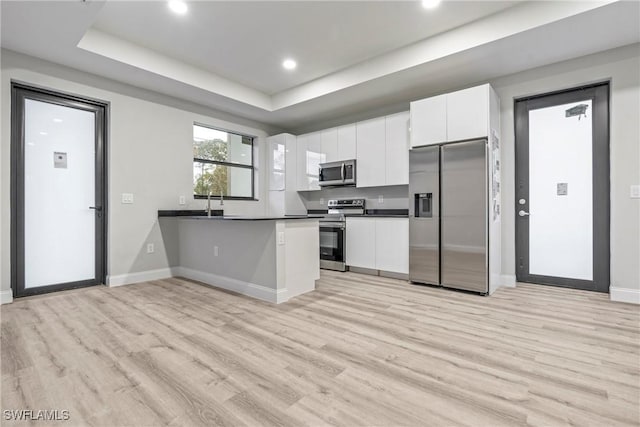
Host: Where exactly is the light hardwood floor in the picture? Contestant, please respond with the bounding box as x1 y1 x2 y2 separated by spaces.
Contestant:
2 271 639 426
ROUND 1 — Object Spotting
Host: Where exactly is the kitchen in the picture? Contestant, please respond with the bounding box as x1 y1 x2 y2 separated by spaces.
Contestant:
1 1 639 426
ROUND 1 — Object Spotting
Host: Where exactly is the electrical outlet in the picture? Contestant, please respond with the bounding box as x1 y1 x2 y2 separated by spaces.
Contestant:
146 243 154 254
277 231 285 245
319 198 325 205
631 185 640 199
214 246 219 257
179 195 186 205
378 195 384 203
121 193 134 204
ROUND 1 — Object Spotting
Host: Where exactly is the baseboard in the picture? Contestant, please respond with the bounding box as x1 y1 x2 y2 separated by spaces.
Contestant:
0 289 14 305
610 287 640 304
106 268 176 287
175 267 285 303
501 274 517 288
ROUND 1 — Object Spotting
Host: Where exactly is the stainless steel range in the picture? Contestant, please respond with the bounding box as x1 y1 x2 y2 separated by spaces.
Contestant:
319 198 365 271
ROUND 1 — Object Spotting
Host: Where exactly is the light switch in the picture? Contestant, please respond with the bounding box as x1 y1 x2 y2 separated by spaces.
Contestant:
631 185 640 199
179 195 186 205
146 243 154 254
121 193 134 204
277 231 285 245
378 195 384 203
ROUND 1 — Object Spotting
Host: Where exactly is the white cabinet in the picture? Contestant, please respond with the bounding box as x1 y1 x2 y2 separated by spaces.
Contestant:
337 124 357 160
356 117 386 188
346 217 409 274
306 132 323 191
296 134 308 191
267 133 306 216
410 94 447 148
410 84 495 146
385 112 410 186
346 218 376 270
375 218 409 274
321 128 338 163
268 134 286 191
447 85 489 142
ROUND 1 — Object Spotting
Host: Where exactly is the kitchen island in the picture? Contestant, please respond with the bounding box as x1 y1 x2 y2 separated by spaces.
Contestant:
159 212 320 303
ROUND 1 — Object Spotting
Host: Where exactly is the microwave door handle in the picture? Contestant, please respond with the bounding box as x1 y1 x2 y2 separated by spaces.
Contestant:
341 163 345 182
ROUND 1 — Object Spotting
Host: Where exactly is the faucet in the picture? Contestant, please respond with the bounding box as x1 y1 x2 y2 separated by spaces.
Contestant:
206 192 212 217
220 192 224 206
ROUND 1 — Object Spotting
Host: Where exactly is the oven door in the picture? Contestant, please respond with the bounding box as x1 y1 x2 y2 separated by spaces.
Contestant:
319 223 346 270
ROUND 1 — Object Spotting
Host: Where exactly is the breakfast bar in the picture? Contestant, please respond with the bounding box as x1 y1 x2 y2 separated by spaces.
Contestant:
159 212 320 303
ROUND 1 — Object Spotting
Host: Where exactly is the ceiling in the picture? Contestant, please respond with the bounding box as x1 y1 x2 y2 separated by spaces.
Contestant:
1 1 639 131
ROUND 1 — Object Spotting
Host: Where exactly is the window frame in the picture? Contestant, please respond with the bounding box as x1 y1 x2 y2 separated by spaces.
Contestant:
193 122 257 201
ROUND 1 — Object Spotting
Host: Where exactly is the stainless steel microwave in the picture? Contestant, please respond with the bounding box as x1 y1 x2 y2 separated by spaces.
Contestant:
319 160 356 187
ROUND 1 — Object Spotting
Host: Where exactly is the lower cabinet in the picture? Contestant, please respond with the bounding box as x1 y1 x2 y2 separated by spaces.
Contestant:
346 217 408 274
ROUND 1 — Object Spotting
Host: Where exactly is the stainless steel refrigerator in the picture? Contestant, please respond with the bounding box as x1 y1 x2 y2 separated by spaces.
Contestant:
409 139 496 294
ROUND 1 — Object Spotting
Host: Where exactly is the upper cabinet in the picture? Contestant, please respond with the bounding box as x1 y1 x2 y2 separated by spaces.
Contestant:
306 131 323 191
447 85 489 142
321 128 338 163
356 113 410 188
267 133 306 216
356 117 386 188
410 94 447 148
410 84 497 147
385 111 410 186
337 124 357 160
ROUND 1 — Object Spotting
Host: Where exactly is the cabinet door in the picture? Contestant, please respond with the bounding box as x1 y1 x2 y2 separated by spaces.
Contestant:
385 112 410 186
375 218 409 274
410 94 447 148
267 135 285 191
321 128 338 163
447 85 489 142
356 117 386 188
306 132 323 191
337 124 356 160
296 134 308 191
284 134 297 192
346 218 376 269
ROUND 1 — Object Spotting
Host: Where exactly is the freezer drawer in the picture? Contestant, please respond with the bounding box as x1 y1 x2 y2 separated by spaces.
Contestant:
441 140 488 293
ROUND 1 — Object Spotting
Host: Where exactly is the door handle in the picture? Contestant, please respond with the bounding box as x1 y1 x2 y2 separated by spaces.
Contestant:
518 210 530 217
89 206 102 211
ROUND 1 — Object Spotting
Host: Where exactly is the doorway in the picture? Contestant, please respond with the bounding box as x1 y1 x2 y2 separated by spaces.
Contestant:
11 83 108 297
514 83 609 292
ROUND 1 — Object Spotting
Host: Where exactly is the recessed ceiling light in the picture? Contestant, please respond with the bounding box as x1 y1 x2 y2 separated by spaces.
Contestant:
168 0 188 15
282 59 297 70
39 131 48 135
422 0 441 9
53 118 63 123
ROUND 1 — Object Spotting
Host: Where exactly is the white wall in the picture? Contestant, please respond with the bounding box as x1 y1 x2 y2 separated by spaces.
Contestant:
491 43 640 302
1 50 273 294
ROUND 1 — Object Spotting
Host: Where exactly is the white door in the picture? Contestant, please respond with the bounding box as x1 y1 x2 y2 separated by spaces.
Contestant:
13 85 106 297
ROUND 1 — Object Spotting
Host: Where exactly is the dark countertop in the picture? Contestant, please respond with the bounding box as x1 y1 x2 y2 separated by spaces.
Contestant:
158 210 320 221
307 209 409 218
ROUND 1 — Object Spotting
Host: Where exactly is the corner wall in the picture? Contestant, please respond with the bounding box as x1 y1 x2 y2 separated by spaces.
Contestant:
1 50 273 295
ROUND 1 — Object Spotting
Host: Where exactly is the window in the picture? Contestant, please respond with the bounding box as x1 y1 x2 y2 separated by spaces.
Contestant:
193 124 255 199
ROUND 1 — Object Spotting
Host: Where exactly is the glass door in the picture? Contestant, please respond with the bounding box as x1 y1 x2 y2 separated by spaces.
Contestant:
12 84 107 297
514 83 609 292
320 226 345 262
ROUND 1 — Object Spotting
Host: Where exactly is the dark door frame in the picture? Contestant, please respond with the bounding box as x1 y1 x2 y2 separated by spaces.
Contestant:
11 82 109 298
514 82 610 293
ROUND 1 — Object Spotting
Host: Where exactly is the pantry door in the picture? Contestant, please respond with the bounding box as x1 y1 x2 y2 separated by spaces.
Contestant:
514 83 609 292
11 84 107 297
